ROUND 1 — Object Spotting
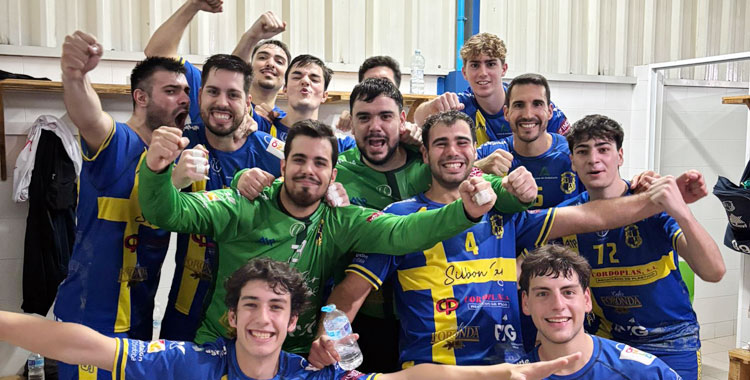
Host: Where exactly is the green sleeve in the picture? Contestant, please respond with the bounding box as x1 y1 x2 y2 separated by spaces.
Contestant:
138 160 246 240
338 199 477 255
230 168 251 189
484 173 532 213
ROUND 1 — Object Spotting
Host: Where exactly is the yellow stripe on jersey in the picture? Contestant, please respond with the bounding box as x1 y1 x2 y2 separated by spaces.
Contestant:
221 375 228 380
671 228 683 251
97 152 157 332
270 124 278 139
474 110 491 146
534 208 557 247
81 115 117 162
346 265 384 290
589 297 613 339
590 251 678 288
118 338 129 380
396 240 517 365
174 180 210 314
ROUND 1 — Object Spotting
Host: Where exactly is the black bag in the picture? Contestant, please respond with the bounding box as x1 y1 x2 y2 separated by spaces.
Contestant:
713 159 750 254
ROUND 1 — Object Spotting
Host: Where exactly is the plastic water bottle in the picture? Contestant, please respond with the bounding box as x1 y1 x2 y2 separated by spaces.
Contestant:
27 353 45 380
152 303 163 339
410 49 425 94
321 304 363 371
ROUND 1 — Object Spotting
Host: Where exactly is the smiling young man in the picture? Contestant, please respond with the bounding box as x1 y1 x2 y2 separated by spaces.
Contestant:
475 74 582 209
137 119 505 356
414 33 569 146
54 30 190 380
254 54 356 152
0 258 583 380
555 114 725 379
520 245 682 379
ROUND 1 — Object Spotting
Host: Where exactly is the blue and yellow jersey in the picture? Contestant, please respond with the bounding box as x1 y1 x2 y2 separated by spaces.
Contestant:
113 337 380 380
347 193 557 366
523 335 682 379
476 134 582 209
255 116 356 153
54 119 170 338
456 84 570 146
556 188 700 354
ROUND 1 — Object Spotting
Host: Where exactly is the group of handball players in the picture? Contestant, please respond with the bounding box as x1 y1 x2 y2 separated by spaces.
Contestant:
0 1 727 379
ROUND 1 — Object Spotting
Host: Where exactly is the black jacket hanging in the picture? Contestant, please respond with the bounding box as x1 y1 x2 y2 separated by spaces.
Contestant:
713 158 750 254
22 129 77 315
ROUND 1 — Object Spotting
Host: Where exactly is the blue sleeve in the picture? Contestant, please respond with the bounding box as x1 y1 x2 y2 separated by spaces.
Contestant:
514 209 558 255
114 339 224 380
476 140 511 160
181 59 203 124
80 121 145 189
547 101 570 136
255 115 273 135
658 213 684 251
337 135 357 153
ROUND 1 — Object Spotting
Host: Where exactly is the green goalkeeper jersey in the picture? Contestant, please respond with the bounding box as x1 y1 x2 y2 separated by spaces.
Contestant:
138 160 484 353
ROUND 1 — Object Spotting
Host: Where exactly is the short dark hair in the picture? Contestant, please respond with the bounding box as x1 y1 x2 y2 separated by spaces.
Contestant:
284 54 334 90
285 119 339 164
349 77 403 113
201 54 253 94
224 258 312 318
566 114 625 151
358 55 402 87
504 73 551 108
422 110 476 150
251 39 292 66
130 56 185 107
519 244 592 294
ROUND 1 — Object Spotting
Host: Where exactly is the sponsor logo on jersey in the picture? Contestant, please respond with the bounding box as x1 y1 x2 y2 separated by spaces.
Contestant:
169 341 186 355
209 157 221 174
600 291 642 313
201 191 235 204
616 343 656 365
340 370 367 380
431 325 480 350
314 219 325 245
190 234 215 248
258 237 277 245
464 293 511 309
366 211 384 222
494 315 518 342
723 200 736 212
539 167 551 177
185 257 213 281
350 197 368 206
129 340 147 362
561 171 577 194
435 297 459 315
265 137 285 160
730 213 747 228
613 318 649 337
147 340 165 353
119 266 148 284
289 222 306 236
596 230 609 238
376 184 392 196
624 224 643 248
490 214 504 238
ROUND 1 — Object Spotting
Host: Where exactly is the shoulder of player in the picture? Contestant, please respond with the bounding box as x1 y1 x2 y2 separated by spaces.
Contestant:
596 337 673 375
382 196 426 215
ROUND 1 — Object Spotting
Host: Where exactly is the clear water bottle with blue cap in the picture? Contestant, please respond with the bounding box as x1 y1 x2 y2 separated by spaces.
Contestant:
321 304 363 370
27 352 45 380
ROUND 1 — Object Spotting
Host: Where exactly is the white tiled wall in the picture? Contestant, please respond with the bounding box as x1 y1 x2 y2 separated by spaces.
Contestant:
1 53 748 374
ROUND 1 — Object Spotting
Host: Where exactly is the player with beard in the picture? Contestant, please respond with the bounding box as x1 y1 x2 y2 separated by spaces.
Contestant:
158 54 287 342
137 119 509 356
519 245 681 379
0 258 584 380
475 74 583 209
235 78 534 372
144 0 290 127
308 111 710 370
53 31 190 380
255 54 357 152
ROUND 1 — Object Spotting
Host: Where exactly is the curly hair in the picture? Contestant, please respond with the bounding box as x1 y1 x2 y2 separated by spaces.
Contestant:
460 32 507 64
